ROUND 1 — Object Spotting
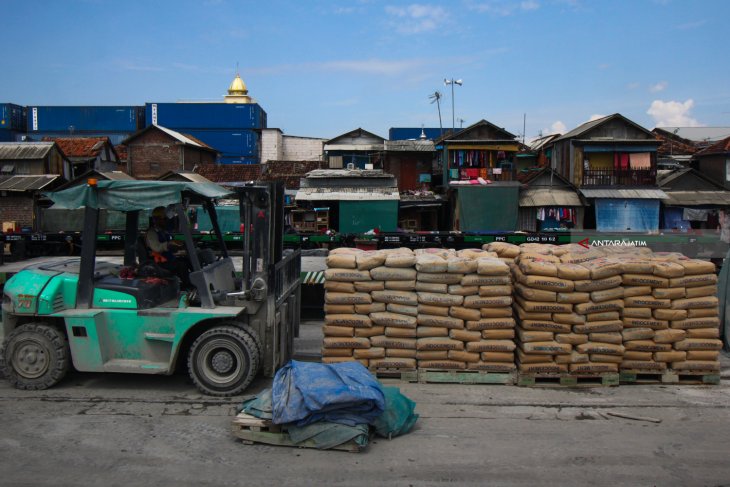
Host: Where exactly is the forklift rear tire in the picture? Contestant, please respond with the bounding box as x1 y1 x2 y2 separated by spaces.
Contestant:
0 323 70 390
187 326 260 396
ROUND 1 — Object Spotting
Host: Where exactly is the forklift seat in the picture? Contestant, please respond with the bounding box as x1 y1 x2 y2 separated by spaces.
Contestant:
95 274 180 309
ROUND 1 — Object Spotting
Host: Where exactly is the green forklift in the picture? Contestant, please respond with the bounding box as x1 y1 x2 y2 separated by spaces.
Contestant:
0 179 301 396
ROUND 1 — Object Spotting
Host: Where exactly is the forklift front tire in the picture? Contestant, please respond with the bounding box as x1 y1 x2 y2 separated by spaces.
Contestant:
187 326 260 396
0 323 70 390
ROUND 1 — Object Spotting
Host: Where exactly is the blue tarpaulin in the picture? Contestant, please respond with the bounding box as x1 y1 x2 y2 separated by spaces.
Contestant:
595 198 660 232
272 360 385 427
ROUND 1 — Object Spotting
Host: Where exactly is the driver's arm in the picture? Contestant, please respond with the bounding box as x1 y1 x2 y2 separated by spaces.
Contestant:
145 228 170 253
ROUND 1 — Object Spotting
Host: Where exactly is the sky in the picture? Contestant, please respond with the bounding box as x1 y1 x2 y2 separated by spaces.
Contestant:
2 0 729 141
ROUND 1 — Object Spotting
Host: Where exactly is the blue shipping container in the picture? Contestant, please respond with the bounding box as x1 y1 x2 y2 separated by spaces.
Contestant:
389 127 445 141
0 129 11 142
146 102 266 130
219 156 259 165
1 103 27 131
23 131 132 146
182 129 258 157
27 106 144 132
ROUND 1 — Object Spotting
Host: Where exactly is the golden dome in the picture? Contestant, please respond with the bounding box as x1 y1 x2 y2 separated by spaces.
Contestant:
228 74 248 95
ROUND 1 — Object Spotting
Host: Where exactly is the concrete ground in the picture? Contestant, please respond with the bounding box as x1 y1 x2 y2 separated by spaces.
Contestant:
1 320 729 486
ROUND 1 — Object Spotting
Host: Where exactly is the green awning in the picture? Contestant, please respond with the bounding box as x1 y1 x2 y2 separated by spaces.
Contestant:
45 180 233 211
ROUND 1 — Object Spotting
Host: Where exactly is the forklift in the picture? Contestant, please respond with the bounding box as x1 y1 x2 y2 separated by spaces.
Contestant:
0 179 301 396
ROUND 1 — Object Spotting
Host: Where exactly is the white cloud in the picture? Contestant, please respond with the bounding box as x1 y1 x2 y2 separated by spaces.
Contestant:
647 99 702 127
649 81 668 93
468 0 540 16
521 0 540 11
588 114 606 122
385 4 448 34
549 121 566 134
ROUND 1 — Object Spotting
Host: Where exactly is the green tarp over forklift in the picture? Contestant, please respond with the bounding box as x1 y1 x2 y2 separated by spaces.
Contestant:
44 180 233 210
454 185 519 232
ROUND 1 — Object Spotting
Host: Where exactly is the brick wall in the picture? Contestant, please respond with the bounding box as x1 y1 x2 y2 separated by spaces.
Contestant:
282 136 324 161
261 129 283 163
0 194 35 229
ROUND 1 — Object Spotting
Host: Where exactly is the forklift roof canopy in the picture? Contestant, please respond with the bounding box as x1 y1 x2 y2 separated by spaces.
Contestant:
45 180 233 211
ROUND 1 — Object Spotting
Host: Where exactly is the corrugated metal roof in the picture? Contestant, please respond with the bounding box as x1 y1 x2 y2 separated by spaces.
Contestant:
519 188 583 207
384 140 435 152
305 169 393 179
0 142 55 160
663 191 730 206
580 188 668 199
98 171 135 181
0 175 61 191
155 125 205 147
324 144 383 151
296 187 400 201
657 127 730 143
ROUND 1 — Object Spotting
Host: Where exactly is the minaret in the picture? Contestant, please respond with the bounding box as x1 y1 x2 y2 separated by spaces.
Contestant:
224 72 253 104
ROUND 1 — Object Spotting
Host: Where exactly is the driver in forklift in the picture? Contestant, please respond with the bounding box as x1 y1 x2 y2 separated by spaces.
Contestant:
145 206 191 288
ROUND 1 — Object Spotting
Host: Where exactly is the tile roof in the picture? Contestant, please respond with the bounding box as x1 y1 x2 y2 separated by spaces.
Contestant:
195 163 263 184
114 144 128 163
695 136 730 156
259 160 325 189
43 137 110 159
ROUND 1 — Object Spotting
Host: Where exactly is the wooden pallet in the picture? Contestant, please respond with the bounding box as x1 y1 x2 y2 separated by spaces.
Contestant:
620 369 720 385
369 367 418 382
517 373 619 387
418 368 515 385
231 413 367 453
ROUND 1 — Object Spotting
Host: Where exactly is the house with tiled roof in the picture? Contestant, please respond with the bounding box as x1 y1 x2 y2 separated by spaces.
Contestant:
43 136 120 177
195 163 262 186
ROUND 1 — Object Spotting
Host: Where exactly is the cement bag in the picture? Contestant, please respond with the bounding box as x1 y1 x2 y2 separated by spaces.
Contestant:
371 290 418 306
462 274 511 286
670 317 721 329
369 336 417 350
520 320 572 333
370 266 417 281
477 258 510 276
516 349 549 364
414 248 452 258
418 360 466 370
418 292 464 307
686 328 720 339
679 259 716 275
588 354 623 364
670 360 720 372
354 281 385 292
415 255 447 273
591 287 624 303
466 340 516 353
574 275 623 292
324 304 355 314
515 283 556 302
325 314 373 328
324 268 372 282
622 274 669 288
686 350 720 360
652 261 685 278
386 348 418 358
576 342 624 355
479 285 513 297
481 307 516 318
521 341 571 355
624 340 671 352
673 338 723 351
684 285 718 299
588 332 623 345
653 309 687 321
356 251 386 271
324 281 355 293
623 307 653 319
370 358 417 369
417 272 463 284
457 249 496 259
515 297 572 314
450 306 481 321
650 251 686 261
415 281 448 293
353 347 386 359
322 347 354 357
582 258 624 280
446 257 477 274
385 280 417 291
449 329 482 342
620 360 667 371
322 337 371 349
623 317 669 330
479 353 516 364
481 329 516 340
323 325 355 338
356 326 385 338
653 351 686 362
624 296 670 309
652 287 686 300
519 259 558 277
416 327 450 338
386 303 417 317
517 329 553 343
326 292 372 305
416 350 449 360
555 352 590 364
586 311 621 322
385 327 417 338
570 363 618 373
559 249 603 264
485 242 520 258
621 259 656 275
321 357 362 365
447 350 481 363
574 299 624 314
556 263 591 281
555 333 589 345
380 247 414 255
329 247 363 255
622 328 655 341
623 351 653 361
521 274 575 292
417 304 450 317
326 253 358 269
623 286 652 298
552 313 586 326
466 317 516 331
573 320 624 334
355 303 386 315
654 328 687 344
417 314 465 329
518 363 569 374
464 295 513 309
557 292 590 304
670 296 719 310
370 312 417 329
416 337 465 351
385 253 416 268
670 274 717 288
687 308 719 318
447 285 479 296
518 251 560 263
512 304 552 321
